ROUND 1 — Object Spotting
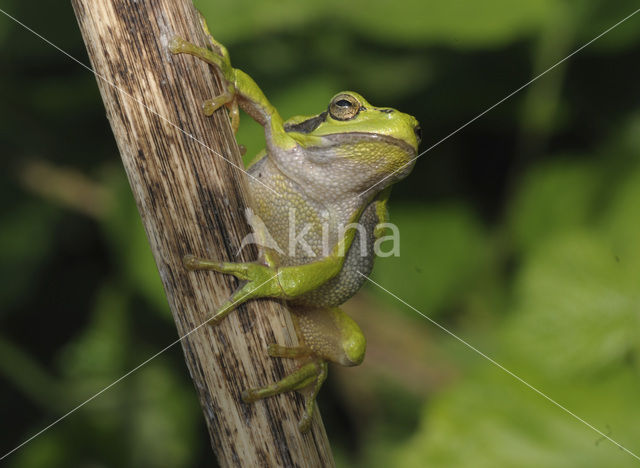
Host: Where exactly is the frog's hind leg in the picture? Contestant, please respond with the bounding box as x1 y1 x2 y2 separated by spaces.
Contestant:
242 359 328 432
244 306 365 432
294 306 367 367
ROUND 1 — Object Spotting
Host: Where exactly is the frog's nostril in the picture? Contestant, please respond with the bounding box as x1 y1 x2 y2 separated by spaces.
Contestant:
414 125 422 144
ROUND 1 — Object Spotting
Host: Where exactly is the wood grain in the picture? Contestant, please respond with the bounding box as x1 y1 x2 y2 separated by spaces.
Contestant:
71 1 334 466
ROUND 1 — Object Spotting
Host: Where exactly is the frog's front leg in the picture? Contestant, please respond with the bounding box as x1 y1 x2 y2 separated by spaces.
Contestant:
170 18 295 149
183 215 362 309
183 254 283 325
169 36 241 133
183 252 343 308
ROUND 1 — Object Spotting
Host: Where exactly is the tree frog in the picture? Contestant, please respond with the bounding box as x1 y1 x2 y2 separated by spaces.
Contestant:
170 15 420 433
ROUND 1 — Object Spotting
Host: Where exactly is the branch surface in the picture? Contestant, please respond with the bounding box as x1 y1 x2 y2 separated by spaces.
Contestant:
71 1 334 466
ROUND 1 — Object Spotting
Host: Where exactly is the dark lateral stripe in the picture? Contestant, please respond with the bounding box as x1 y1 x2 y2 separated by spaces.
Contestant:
283 111 327 134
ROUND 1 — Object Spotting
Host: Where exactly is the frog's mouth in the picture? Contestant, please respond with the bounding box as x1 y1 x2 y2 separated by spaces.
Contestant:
321 132 418 156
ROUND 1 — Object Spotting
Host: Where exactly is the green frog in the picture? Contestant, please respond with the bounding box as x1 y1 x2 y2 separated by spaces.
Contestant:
170 15 420 433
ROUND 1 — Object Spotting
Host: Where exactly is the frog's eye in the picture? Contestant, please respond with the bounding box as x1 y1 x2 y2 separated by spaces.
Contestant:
329 94 361 121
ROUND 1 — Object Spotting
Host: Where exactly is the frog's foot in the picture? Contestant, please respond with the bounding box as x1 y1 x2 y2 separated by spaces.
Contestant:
203 91 240 133
184 254 282 291
203 90 233 115
242 357 328 433
183 254 284 325
169 30 240 132
168 36 231 76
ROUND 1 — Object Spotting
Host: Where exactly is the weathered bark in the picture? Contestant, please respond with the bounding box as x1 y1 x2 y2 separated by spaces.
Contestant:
71 1 334 466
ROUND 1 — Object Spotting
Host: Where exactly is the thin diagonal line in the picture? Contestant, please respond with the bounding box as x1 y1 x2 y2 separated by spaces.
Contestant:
0 7 278 196
358 272 640 462
0 274 280 462
359 6 640 198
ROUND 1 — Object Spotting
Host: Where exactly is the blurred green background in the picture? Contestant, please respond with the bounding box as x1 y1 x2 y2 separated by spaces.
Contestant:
1 0 639 466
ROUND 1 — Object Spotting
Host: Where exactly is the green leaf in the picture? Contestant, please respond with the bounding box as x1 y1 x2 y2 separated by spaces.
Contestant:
370 203 486 317
602 168 640 280
57 283 129 386
578 0 640 52
392 368 640 467
0 201 58 310
197 0 558 48
504 231 639 377
341 0 558 48
129 365 201 468
507 160 599 255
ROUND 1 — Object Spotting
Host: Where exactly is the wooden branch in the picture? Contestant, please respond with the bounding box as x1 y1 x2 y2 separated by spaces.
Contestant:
71 1 334 466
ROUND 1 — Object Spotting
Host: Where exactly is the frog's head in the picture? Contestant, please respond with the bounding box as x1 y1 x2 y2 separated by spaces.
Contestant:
282 91 421 196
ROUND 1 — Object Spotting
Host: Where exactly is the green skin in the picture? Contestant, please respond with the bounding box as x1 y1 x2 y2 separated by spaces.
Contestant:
170 15 420 433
